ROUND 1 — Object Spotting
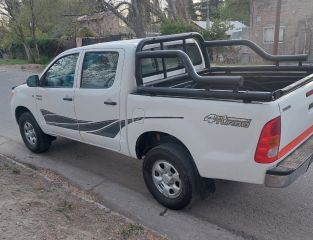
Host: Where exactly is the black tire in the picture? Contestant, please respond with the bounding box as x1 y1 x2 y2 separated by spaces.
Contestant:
143 143 197 210
18 112 52 153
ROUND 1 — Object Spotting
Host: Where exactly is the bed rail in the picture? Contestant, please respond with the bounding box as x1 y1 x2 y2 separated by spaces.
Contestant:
205 39 308 64
135 32 309 86
134 32 312 102
137 50 244 88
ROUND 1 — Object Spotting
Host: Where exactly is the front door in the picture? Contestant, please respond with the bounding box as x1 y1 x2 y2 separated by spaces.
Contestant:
74 50 124 151
36 53 80 140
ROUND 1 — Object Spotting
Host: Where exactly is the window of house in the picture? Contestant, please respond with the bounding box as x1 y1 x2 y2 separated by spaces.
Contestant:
263 26 285 44
41 54 79 88
81 52 119 89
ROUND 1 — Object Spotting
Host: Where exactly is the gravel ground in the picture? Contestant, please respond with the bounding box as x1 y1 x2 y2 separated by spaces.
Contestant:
0 157 166 240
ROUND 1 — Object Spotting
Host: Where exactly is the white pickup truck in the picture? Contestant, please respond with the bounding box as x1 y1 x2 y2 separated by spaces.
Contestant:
11 33 313 210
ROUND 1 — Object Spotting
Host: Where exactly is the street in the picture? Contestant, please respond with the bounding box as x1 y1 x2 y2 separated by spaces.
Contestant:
1 67 313 240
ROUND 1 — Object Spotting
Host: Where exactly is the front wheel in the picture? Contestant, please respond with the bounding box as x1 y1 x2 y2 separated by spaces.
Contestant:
143 143 197 210
18 112 52 153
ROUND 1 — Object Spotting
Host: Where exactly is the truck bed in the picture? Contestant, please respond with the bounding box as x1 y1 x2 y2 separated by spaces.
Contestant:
149 69 309 92
135 33 313 103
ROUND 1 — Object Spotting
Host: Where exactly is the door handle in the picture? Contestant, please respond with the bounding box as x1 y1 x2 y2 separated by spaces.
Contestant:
104 101 117 106
63 97 73 101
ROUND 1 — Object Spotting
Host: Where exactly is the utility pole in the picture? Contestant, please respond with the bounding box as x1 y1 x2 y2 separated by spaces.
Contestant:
273 0 282 55
206 0 211 30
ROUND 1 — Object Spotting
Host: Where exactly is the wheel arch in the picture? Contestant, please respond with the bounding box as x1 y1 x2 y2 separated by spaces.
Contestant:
15 106 31 123
135 131 196 168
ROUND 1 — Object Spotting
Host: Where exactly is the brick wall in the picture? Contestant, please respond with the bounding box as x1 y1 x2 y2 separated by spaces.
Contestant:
249 0 313 57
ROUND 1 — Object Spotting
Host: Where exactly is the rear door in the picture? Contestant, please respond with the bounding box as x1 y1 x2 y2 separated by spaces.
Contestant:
74 49 124 151
277 75 313 160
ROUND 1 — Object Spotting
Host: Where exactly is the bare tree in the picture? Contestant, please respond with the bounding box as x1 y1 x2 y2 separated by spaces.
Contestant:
0 0 35 61
96 0 165 37
0 0 42 62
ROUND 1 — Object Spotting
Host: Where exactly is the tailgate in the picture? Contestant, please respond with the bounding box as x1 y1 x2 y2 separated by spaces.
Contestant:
277 77 313 160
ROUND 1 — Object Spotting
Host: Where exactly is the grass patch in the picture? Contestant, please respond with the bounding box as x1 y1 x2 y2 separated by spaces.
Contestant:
0 57 52 66
56 200 73 213
39 55 52 65
120 223 144 240
12 168 21 175
0 58 29 65
2 162 21 175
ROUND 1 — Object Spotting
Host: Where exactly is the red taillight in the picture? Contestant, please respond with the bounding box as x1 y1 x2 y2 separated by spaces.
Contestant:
255 117 281 164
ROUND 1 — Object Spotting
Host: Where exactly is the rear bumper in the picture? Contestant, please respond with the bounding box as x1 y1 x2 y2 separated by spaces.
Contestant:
265 135 313 188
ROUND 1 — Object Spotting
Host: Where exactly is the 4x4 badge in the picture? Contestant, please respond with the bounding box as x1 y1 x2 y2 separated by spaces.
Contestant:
204 114 252 128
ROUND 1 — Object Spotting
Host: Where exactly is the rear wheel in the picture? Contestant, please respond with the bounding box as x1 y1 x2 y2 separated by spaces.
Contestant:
18 112 52 153
143 143 197 210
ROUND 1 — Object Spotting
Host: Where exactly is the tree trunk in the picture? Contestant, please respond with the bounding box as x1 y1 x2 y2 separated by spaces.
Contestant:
166 0 191 20
167 0 178 20
22 42 33 62
130 0 146 37
15 25 35 62
29 0 40 63
133 24 146 38
35 44 40 63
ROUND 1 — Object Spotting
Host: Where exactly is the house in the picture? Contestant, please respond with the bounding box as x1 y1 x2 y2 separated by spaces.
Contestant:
76 12 160 46
193 20 248 39
249 0 313 60
77 12 131 37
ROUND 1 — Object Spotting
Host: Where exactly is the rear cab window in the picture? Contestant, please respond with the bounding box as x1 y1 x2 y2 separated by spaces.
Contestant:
141 41 204 85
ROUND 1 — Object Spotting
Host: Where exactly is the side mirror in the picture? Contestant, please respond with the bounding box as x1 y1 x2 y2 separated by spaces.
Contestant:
26 75 39 87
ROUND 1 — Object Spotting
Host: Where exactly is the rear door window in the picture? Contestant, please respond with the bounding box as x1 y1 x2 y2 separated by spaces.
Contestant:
141 43 203 82
81 52 119 89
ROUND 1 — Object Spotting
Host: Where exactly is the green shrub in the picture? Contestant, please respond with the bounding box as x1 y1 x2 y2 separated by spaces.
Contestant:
160 19 229 41
78 27 96 38
202 20 229 40
39 55 52 65
160 20 199 35
7 38 75 62
0 58 29 65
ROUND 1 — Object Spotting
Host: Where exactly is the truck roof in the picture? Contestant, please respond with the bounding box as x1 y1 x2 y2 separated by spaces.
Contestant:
63 37 197 55
64 39 143 54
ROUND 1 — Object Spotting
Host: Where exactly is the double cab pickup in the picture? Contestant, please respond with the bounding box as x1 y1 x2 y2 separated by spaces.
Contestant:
11 33 313 209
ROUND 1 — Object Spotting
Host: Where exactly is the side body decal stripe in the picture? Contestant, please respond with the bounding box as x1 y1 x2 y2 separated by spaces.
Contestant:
40 109 184 139
278 125 313 159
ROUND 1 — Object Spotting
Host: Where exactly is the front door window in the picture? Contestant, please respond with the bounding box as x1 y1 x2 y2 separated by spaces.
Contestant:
41 54 79 88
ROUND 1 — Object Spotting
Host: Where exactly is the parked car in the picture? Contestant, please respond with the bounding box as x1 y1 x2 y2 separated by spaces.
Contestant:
11 32 313 209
